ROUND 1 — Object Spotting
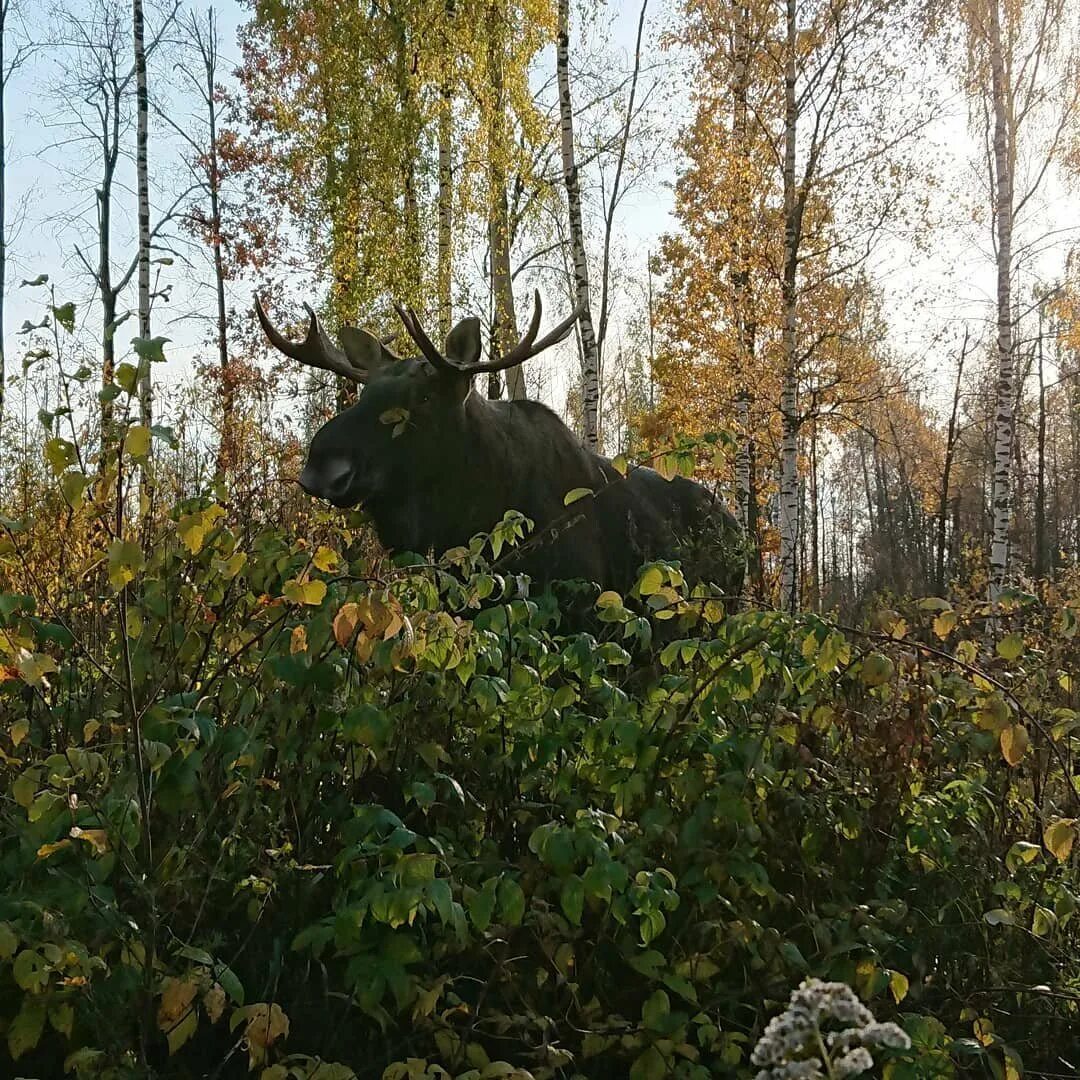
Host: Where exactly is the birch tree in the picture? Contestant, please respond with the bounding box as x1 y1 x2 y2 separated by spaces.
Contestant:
556 0 599 444
0 0 33 430
956 0 1080 603
132 0 150 428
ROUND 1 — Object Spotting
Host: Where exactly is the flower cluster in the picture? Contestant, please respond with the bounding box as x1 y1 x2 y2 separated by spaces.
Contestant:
751 979 912 1080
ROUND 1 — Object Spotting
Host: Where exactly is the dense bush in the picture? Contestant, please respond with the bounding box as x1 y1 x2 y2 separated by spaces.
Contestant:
2 455 1080 1076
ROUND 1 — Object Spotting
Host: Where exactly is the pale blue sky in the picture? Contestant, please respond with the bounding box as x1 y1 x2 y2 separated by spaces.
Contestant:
3 0 1077 424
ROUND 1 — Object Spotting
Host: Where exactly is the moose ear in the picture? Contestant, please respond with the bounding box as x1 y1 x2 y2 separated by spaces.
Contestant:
339 327 391 379
445 317 482 368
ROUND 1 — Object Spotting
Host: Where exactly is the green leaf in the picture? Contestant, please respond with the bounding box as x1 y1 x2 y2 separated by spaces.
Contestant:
0 922 19 960
560 875 585 926
467 878 498 931
630 1045 668 1080
1032 904 1057 938
115 362 139 393
983 908 1014 926
44 437 77 477
917 596 951 611
8 994 46 1059
13 948 48 992
563 487 593 506
642 989 670 1031
49 1001 74 1037
108 539 146 589
861 653 894 687
20 273 48 287
61 471 90 509
132 336 170 363
52 302 77 332
497 877 526 926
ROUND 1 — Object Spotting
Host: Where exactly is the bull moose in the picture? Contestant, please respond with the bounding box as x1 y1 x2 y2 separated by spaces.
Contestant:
256 293 744 598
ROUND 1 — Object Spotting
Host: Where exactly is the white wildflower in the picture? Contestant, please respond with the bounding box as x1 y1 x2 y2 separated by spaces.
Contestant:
751 978 912 1079
834 1048 875 1077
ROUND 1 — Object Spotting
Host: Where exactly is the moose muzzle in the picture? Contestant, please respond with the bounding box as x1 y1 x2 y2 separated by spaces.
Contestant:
299 458 355 506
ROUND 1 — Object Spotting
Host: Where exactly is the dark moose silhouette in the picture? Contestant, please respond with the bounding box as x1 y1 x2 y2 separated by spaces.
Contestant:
257 292 744 598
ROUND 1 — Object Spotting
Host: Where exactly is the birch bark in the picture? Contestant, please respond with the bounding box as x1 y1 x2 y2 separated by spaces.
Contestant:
133 0 152 429
987 0 1014 605
778 0 800 611
557 0 599 447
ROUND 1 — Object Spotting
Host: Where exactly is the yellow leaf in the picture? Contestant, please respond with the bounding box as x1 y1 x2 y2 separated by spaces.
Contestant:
284 578 326 606
17 651 57 688
997 633 1025 661
933 610 958 639
213 551 247 579
313 546 338 572
158 977 199 1033
290 626 308 655
656 454 677 481
333 603 360 646
36 840 71 859
10 719 29 747
612 455 628 476
563 487 593 506
638 567 664 596
69 827 109 855
125 424 151 459
83 720 101 743
889 970 909 1003
1000 723 1029 766
596 590 622 609
239 1003 290 1068
126 609 143 639
1044 818 1077 862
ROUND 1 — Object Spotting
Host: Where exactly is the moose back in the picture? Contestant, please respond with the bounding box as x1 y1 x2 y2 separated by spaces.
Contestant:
257 293 744 597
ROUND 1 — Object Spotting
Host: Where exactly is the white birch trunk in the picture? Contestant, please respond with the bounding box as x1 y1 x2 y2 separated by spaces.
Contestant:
557 0 600 448
133 0 151 429
437 0 454 341
437 97 452 341
987 0 1014 605
779 0 800 611
736 390 751 530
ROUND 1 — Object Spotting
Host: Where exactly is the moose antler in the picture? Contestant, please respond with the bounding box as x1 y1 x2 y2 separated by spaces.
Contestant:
255 295 375 383
393 291 581 375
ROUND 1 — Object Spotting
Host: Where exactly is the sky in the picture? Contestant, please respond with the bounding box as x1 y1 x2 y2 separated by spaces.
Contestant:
3 0 1078 430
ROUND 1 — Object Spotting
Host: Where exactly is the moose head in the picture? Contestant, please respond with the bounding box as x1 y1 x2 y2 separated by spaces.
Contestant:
255 293 579 513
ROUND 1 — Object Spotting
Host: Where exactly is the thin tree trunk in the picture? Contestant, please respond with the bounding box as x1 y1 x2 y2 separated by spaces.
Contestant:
195 12 232 476
133 0 152 429
0 0 7 432
486 0 522 400
778 0 799 611
987 0 1014 606
809 424 819 612
1035 301 1047 578
937 329 968 593
437 0 454 341
557 0 599 447
731 1 755 549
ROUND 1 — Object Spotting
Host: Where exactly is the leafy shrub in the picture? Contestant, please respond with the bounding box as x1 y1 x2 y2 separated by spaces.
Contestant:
2 382 1080 1076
